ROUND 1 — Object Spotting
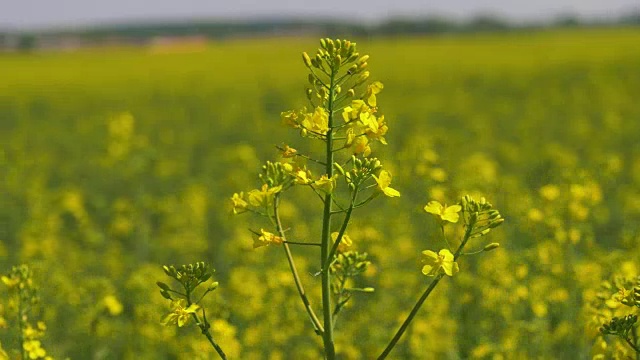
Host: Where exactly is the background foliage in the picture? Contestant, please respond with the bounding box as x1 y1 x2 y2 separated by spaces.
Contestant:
1 28 640 358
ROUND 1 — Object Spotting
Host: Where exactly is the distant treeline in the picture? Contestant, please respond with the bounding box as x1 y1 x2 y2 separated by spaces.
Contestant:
2 13 640 50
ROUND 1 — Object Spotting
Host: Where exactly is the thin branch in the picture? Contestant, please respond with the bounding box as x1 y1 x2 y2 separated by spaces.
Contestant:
276 145 326 166
274 195 325 335
377 221 475 359
326 188 358 267
284 240 322 247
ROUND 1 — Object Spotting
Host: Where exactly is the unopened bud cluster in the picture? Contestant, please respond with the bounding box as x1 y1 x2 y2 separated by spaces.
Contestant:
461 195 505 238
160 262 215 296
302 38 367 74
330 251 371 278
600 314 638 337
342 156 383 191
259 160 296 189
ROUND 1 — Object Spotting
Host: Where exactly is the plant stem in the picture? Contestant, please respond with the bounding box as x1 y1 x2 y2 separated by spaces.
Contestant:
377 272 445 360
377 222 474 359
186 291 227 359
320 66 337 360
18 290 27 360
624 334 640 355
630 326 640 358
274 195 325 334
326 189 357 266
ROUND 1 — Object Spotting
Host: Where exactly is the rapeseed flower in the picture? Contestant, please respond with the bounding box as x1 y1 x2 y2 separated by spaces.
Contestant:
372 170 400 197
424 201 462 223
253 229 284 249
162 299 200 327
421 249 459 277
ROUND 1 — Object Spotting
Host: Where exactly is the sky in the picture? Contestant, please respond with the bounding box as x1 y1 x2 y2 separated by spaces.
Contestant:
1 0 639 30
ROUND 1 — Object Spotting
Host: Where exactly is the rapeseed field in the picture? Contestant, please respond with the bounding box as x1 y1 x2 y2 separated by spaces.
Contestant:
1 28 640 359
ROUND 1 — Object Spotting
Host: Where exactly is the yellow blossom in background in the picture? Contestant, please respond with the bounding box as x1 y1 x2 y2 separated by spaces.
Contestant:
421 249 459 276
528 208 544 222
23 339 46 359
103 295 124 316
424 201 462 223
372 170 400 197
253 229 284 249
162 299 200 327
539 184 561 201
429 167 448 182
0 276 18 288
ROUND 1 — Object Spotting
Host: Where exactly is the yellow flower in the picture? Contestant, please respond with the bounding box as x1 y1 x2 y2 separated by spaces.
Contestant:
281 109 301 128
372 170 400 197
314 174 338 194
0 276 18 289
162 299 200 327
331 232 353 252
365 114 388 144
103 295 123 316
294 169 313 185
352 135 371 157
301 106 329 135
424 201 462 223
280 145 297 158
421 249 459 276
253 229 284 249
23 339 46 359
366 81 384 107
230 192 249 214
248 184 282 208
539 184 560 201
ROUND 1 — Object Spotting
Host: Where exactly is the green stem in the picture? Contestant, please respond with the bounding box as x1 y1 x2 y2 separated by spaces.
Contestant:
274 195 325 334
631 326 640 358
321 65 337 360
18 290 27 360
326 188 358 266
377 222 475 359
186 291 227 359
624 334 640 355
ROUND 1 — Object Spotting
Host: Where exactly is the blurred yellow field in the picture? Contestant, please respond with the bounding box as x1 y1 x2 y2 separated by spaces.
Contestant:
1 28 640 358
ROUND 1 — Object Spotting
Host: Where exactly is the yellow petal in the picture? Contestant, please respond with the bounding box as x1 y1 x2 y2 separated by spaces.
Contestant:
424 201 443 215
383 187 401 197
422 265 435 276
421 250 438 260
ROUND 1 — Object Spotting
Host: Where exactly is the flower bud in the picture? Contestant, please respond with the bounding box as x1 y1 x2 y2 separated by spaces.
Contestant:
208 281 220 291
156 281 171 291
302 52 312 68
489 218 505 228
160 289 172 300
